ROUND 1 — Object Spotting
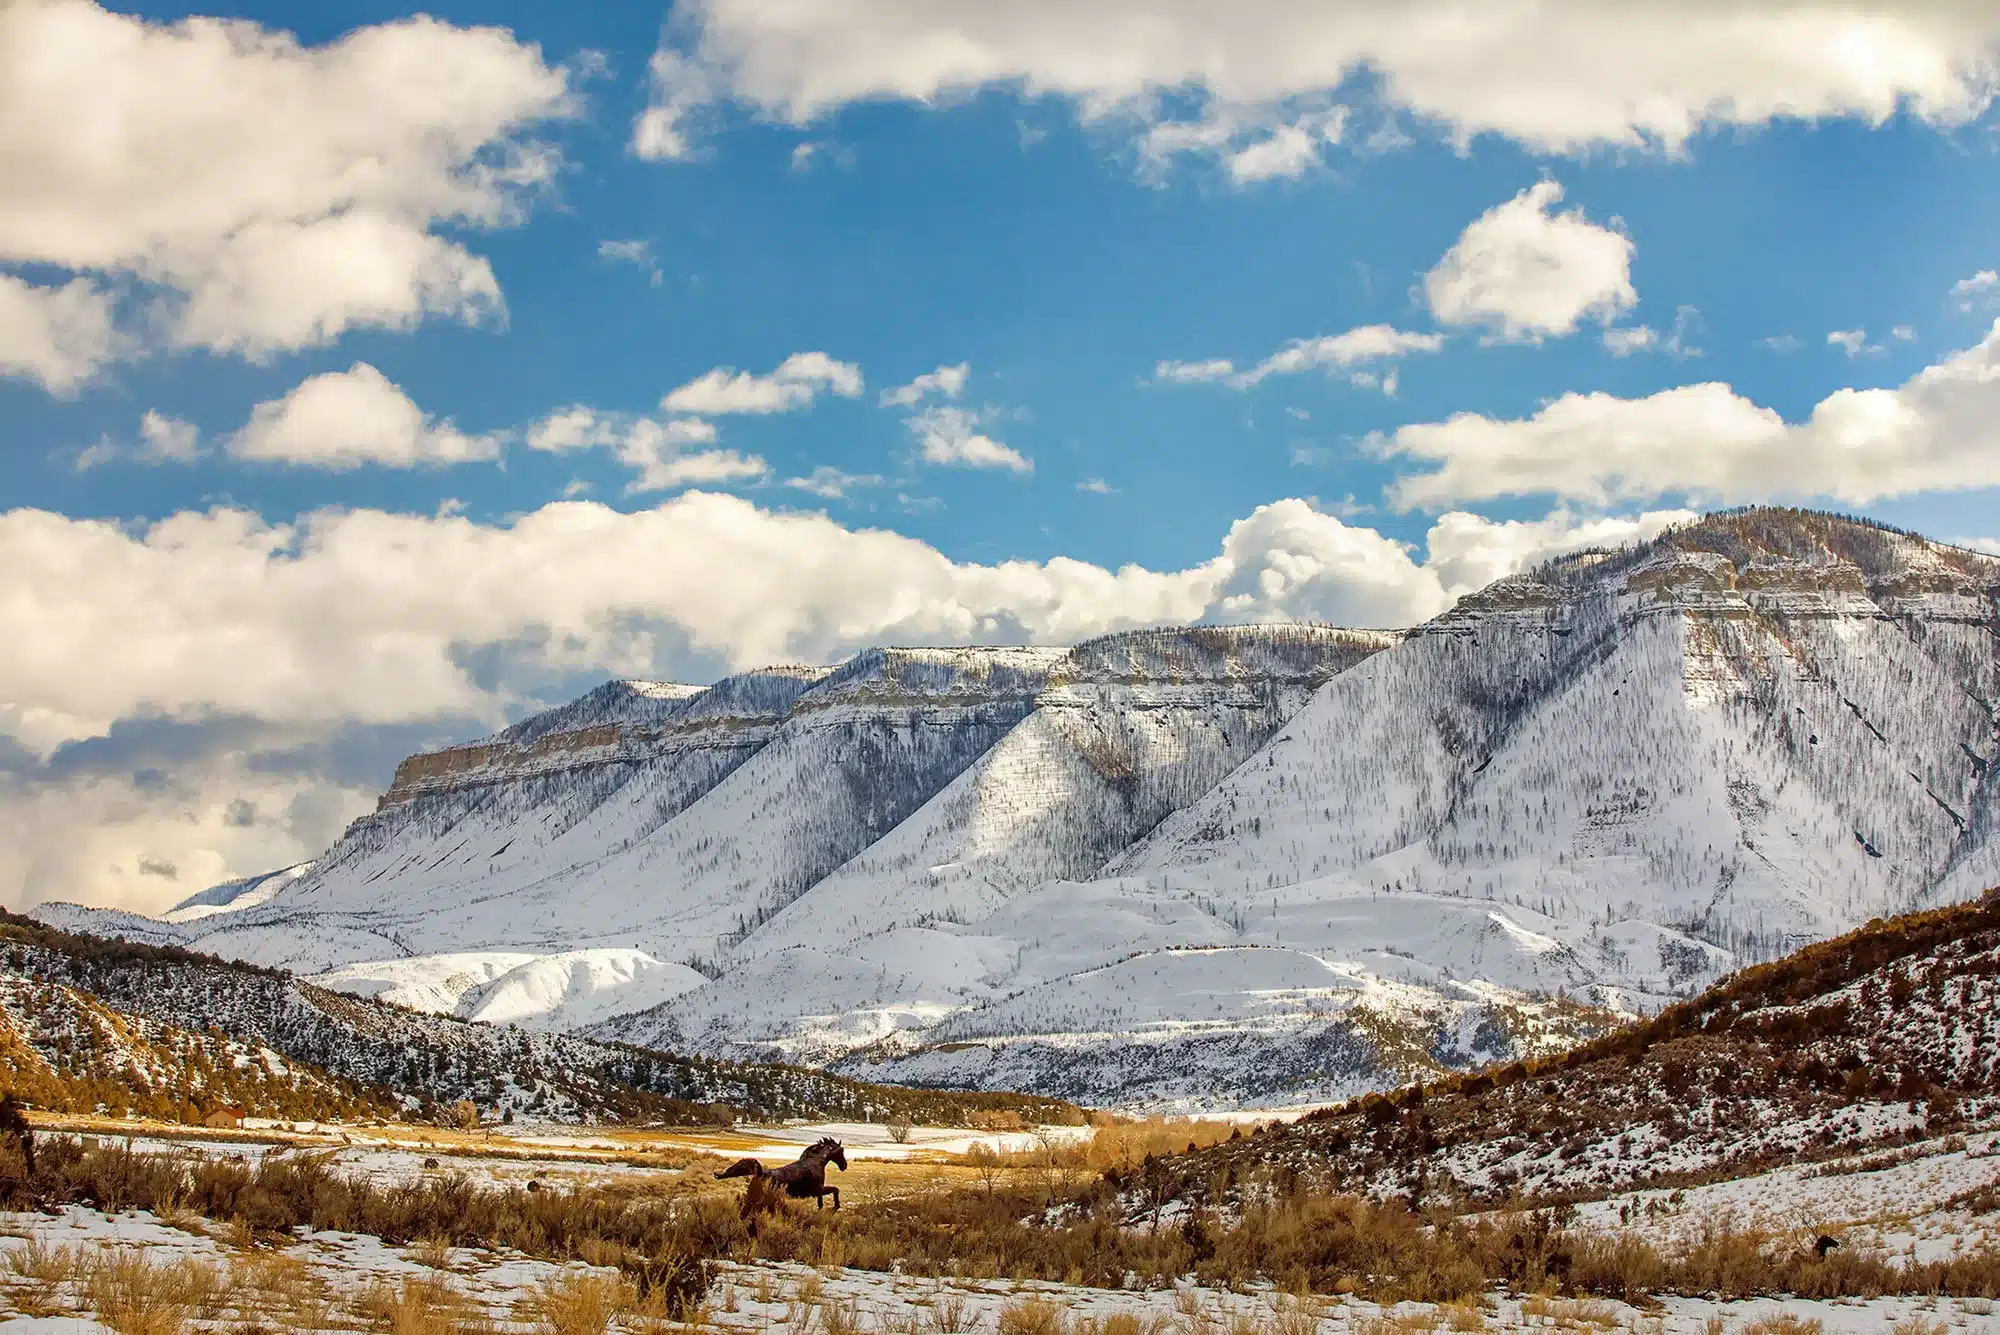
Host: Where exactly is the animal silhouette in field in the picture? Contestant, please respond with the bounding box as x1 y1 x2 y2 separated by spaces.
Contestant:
0 1095 33 1181
716 1137 848 1212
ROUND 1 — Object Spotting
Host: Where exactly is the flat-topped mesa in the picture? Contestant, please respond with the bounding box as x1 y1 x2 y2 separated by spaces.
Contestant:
378 666 830 808
1425 508 2000 635
791 645 1070 714
1654 510 1999 621
495 679 704 745
1050 623 1401 689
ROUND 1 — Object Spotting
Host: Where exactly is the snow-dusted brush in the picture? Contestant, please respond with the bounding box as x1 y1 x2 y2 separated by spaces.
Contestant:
1148 889 2000 1235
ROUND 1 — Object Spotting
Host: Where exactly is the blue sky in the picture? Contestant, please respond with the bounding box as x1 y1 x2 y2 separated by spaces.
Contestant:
5 0 2000 909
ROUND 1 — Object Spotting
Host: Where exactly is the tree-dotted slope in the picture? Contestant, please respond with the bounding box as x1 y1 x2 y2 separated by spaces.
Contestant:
1161 889 2000 1208
0 913 1083 1127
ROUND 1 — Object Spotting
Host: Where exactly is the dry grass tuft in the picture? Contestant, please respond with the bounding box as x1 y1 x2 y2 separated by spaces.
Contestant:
1891 1320 1947 1335
357 1274 495 1335
999 1297 1069 1335
1441 1299 1485 1332
524 1270 632 1335
5 1237 86 1316
1360 1312 1439 1335
1517 1297 1617 1330
411 1235 456 1271
1269 1295 1319 1335
7 1237 85 1285
820 1296 872 1335
1736 1319 1821 1335
82 1250 222 1335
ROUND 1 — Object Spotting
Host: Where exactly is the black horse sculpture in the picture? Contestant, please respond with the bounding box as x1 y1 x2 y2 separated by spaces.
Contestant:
716 1136 848 1211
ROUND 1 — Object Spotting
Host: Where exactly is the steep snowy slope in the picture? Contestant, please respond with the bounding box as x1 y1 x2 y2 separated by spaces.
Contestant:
619 645 1069 957
99 666 830 971
739 626 1396 957
1110 512 1999 963
160 862 312 924
41 650 1067 980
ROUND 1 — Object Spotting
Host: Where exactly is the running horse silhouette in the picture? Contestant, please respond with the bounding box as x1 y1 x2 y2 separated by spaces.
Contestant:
716 1137 848 1211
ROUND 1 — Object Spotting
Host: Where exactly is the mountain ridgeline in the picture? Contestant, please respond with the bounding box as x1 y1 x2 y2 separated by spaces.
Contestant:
32 509 2000 1108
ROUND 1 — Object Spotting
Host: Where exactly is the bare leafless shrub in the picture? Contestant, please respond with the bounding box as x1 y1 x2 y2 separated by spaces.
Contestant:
929 1291 974 1335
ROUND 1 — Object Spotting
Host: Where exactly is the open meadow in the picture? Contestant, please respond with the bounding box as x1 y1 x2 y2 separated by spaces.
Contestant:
0 1109 1998 1335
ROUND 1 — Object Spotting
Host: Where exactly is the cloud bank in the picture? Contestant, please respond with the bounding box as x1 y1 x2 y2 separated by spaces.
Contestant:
633 2 2000 172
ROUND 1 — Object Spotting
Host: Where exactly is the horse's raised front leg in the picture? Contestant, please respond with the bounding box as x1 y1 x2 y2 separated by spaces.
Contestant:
828 1186 840 1211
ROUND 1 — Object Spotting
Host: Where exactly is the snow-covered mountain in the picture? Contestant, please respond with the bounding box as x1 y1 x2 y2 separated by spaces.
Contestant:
37 510 2000 1108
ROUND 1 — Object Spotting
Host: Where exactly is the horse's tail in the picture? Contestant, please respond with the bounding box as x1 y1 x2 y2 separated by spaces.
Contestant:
716 1157 766 1180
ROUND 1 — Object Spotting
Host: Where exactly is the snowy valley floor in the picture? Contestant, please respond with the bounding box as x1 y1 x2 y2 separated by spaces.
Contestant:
1 1114 1999 1333
0 1205 1996 1335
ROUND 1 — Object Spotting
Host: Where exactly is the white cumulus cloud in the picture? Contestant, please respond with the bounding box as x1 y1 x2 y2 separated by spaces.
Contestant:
881 362 970 407
785 466 883 499
1952 270 1999 311
230 363 499 470
76 409 202 470
661 351 864 415
1425 181 1636 342
1158 325 1444 390
629 2 2000 171
1379 318 2000 510
0 493 1704 758
525 407 764 495
908 405 1033 473
1140 103 1347 184
598 238 663 287
0 0 574 390
0 274 123 393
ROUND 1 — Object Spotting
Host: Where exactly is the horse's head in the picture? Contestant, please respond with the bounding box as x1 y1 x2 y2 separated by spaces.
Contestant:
814 1137 848 1172
716 1157 765 1180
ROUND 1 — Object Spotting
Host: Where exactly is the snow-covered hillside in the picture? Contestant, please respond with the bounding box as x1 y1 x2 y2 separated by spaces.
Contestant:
737 627 1394 957
313 947 708 1032
0 911 1079 1125
37 511 2000 1108
1112 513 1997 955
1158 888 2000 1209
159 861 312 924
